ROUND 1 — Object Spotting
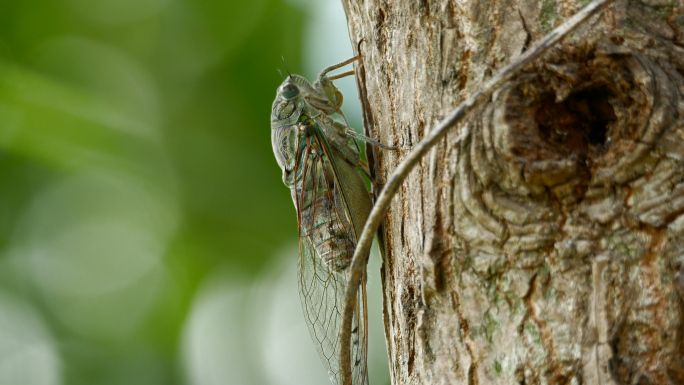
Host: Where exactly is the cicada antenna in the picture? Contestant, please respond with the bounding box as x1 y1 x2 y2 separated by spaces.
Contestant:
281 56 292 78
277 68 285 80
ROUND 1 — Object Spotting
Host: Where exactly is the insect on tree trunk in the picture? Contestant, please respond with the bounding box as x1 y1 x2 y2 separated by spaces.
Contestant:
342 0 684 384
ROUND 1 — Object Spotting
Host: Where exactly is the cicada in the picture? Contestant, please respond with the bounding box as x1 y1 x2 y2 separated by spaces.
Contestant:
270 57 386 385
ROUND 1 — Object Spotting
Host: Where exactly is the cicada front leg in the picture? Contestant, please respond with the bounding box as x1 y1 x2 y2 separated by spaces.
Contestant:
314 55 359 116
314 57 398 153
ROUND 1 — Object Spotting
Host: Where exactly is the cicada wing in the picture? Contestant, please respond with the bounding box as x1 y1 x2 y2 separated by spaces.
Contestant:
297 237 368 385
294 126 368 385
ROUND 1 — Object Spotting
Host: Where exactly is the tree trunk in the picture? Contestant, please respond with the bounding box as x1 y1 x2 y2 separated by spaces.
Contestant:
342 0 684 384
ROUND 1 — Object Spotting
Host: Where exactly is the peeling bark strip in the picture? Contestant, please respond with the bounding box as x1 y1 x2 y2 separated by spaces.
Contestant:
343 0 684 384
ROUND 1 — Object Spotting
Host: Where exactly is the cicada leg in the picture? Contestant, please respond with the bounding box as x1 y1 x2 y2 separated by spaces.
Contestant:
328 120 396 154
343 126 396 151
313 38 367 123
312 55 361 126
324 69 356 127
317 55 360 79
326 70 355 81
357 160 375 190
317 56 398 153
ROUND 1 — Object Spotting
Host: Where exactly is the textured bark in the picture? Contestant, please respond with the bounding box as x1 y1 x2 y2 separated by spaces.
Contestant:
343 0 684 384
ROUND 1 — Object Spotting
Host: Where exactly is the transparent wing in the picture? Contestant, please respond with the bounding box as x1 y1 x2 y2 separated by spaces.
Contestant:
298 237 368 385
294 124 368 385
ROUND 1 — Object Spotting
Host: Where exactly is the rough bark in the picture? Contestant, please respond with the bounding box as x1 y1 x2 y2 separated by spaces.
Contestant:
343 0 684 384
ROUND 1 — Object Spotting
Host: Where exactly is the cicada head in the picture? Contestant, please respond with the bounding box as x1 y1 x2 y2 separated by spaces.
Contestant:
272 79 302 124
271 77 310 181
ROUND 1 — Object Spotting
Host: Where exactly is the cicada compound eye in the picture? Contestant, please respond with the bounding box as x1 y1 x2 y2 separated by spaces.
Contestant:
279 83 299 99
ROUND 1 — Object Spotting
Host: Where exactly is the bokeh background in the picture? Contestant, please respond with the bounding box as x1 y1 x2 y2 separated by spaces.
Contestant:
0 0 390 384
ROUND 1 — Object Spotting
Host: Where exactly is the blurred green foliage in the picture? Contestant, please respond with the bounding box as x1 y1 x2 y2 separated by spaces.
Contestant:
0 0 303 268
0 0 309 383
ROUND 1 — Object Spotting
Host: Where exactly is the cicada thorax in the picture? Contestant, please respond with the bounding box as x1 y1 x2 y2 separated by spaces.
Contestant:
284 73 344 118
287 74 317 96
